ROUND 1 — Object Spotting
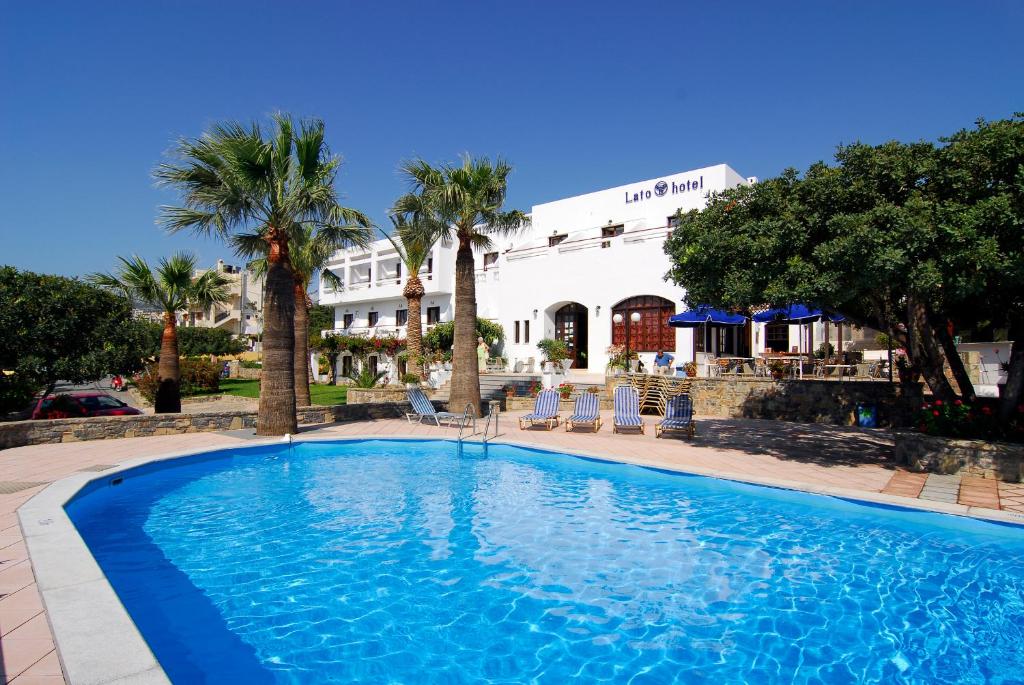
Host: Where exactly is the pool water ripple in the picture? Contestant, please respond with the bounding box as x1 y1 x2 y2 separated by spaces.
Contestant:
66 439 1024 684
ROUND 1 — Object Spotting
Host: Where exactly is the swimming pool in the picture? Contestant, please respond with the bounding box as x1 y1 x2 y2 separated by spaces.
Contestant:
66 439 1024 684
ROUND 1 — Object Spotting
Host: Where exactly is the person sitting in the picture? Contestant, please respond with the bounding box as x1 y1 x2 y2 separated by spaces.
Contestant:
653 350 674 375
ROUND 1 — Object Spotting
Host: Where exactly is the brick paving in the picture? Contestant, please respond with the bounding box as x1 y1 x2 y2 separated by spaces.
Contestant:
999 482 1024 513
881 470 928 499
0 413 1014 683
958 474 1001 509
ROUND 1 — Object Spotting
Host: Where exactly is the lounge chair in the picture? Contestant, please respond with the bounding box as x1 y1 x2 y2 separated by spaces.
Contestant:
655 394 696 439
565 392 601 432
519 389 561 430
612 385 644 434
405 388 468 427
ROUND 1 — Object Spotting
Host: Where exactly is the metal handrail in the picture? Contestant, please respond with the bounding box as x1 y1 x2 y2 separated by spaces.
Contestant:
456 402 476 445
482 401 499 443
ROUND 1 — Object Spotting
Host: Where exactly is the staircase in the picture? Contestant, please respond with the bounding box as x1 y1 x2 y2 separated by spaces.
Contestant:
431 373 541 404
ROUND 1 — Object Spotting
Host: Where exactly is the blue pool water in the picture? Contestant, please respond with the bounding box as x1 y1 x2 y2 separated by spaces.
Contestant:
67 439 1024 684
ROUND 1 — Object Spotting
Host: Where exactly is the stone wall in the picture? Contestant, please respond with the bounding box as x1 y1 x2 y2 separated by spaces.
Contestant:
506 395 613 412
347 387 419 405
0 401 446 450
895 431 1023 482
687 378 922 427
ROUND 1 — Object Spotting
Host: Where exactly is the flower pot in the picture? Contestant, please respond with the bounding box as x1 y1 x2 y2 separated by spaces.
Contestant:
560 359 574 373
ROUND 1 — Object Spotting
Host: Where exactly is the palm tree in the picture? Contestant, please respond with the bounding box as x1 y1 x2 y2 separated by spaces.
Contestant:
236 223 369 406
394 156 528 412
89 253 230 413
155 114 370 435
383 206 439 379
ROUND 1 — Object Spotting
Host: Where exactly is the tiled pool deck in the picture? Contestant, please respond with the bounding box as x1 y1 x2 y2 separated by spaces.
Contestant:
1 413 1020 683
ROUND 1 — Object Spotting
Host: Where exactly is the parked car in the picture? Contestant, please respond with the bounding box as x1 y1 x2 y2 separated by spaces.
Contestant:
31 392 143 420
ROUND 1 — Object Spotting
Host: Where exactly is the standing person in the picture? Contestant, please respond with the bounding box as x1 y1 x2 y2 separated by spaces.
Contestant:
654 349 674 375
477 337 489 374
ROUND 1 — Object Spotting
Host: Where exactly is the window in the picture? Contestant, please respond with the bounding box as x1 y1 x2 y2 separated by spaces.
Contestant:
668 215 680 229
427 257 433 280
765 323 789 353
427 306 441 324
368 311 379 327
395 309 408 326
611 296 675 352
397 358 407 377
395 262 402 280
515 321 521 343
368 355 378 375
601 224 623 248
548 234 567 247
343 313 354 328
524 320 530 343
483 252 498 269
341 355 353 377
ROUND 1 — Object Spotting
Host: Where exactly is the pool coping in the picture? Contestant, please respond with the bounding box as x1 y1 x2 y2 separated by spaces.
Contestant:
18 433 1024 684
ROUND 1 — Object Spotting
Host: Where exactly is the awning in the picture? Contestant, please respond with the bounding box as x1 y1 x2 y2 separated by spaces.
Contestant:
751 305 845 324
668 306 747 327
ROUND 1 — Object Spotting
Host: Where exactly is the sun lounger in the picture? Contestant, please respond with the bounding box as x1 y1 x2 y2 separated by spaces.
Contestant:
518 389 560 430
406 388 468 427
655 394 696 439
612 385 644 434
565 392 601 432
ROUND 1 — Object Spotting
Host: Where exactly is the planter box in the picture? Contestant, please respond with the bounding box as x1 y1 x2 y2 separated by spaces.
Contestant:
894 431 1024 482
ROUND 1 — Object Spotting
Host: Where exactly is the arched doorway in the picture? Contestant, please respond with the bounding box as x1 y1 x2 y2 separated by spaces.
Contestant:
555 303 589 369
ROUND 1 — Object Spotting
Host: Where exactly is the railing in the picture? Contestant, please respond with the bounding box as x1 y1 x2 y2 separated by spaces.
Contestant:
456 402 477 453
481 401 499 443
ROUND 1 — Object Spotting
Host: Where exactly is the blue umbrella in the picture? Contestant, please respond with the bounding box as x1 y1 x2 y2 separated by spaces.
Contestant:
751 304 845 324
668 306 747 327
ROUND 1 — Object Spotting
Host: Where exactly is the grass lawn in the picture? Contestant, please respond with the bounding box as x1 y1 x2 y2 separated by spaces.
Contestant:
217 379 348 405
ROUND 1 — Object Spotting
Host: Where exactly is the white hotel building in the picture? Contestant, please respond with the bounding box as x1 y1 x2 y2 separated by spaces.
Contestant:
319 163 843 378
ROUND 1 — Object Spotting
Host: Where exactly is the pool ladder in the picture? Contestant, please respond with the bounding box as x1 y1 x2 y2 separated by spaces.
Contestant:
456 401 500 455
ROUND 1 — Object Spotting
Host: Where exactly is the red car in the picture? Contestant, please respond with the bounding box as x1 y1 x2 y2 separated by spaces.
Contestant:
31 392 143 420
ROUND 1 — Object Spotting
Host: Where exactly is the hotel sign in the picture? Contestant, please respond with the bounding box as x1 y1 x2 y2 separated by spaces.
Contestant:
625 175 703 204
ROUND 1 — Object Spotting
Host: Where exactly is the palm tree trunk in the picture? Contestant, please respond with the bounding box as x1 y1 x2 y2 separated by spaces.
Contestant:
155 311 181 413
406 280 424 379
293 281 312 407
449 235 481 414
257 233 298 435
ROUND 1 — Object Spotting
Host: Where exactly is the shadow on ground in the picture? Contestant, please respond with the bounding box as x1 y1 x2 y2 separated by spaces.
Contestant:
689 418 896 468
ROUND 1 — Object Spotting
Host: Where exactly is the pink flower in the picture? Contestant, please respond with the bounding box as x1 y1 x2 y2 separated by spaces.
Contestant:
932 410 940 417
934 399 943 407
954 399 962 406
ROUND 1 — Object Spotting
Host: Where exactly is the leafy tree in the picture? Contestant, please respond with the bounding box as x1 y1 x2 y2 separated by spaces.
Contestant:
395 156 527 412
156 114 370 434
89 254 230 413
0 266 148 413
664 115 1024 417
313 333 344 385
139 322 246 357
237 223 369 406
308 304 335 340
383 207 440 379
422 319 505 357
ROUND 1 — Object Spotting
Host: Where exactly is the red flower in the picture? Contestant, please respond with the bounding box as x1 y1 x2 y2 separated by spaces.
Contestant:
954 399 962 406
934 399 943 407
981 406 993 416
932 410 940 417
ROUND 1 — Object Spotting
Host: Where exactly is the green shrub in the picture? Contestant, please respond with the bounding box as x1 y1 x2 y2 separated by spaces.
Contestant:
134 358 221 403
401 373 421 384
240 359 262 369
345 368 388 389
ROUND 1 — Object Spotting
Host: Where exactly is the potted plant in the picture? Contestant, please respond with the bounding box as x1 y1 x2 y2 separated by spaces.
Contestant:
401 373 421 389
683 361 698 378
502 383 516 398
585 386 600 394
528 380 542 397
769 360 787 380
556 382 575 400
537 338 569 372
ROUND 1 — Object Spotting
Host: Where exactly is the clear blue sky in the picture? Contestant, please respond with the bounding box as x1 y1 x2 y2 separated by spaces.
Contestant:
2 1 1021 277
